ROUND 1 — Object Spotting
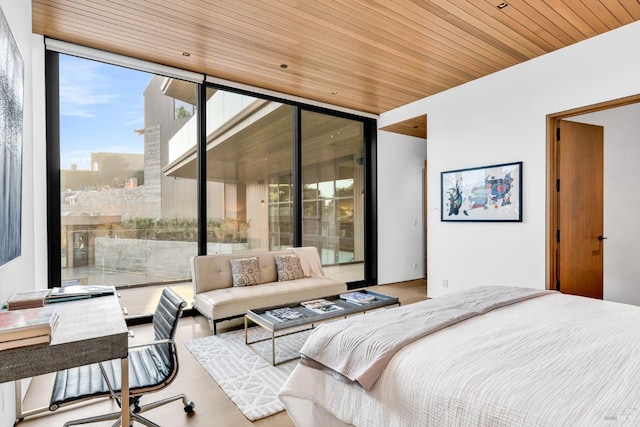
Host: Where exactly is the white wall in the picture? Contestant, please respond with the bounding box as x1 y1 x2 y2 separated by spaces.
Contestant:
0 0 37 311
32 34 47 288
377 131 426 284
0 1 43 424
0 2 49 424
378 21 640 298
569 104 640 305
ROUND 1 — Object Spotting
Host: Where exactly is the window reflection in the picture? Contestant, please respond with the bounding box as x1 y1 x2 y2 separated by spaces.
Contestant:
301 111 365 282
58 64 367 287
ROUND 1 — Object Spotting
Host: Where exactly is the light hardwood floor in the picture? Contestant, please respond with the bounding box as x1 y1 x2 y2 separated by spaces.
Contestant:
17 280 427 427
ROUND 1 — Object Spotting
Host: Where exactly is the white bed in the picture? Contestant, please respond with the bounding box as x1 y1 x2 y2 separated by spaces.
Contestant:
279 287 640 426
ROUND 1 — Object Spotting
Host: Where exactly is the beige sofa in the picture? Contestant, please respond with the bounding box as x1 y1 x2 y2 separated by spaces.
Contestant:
190 247 347 334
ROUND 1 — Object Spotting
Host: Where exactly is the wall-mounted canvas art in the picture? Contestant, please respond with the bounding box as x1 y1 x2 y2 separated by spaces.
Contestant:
0 6 23 267
441 161 522 222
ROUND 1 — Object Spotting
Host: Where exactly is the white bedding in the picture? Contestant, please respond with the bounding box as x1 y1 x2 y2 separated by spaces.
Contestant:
299 286 552 391
279 292 640 426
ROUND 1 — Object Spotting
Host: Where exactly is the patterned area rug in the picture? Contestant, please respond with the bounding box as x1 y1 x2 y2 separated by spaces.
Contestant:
185 327 311 421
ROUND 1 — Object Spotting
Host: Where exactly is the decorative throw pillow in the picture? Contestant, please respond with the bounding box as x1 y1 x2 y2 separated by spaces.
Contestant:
275 254 305 281
230 257 263 287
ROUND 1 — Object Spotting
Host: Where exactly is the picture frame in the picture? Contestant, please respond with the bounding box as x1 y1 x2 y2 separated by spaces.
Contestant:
0 5 24 266
441 161 522 222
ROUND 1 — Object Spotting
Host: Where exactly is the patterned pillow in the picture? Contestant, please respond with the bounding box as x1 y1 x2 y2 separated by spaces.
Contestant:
230 257 263 287
275 254 305 281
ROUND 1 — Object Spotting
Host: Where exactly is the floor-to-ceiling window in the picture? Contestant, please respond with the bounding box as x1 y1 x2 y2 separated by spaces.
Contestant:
301 111 365 282
47 49 375 289
163 85 367 281
54 54 198 287
163 88 294 255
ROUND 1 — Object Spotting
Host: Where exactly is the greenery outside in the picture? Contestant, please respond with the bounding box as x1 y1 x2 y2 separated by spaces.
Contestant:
115 217 248 243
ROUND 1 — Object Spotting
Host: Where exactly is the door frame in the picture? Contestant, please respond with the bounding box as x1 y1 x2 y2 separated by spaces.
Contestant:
423 160 428 291
545 94 640 290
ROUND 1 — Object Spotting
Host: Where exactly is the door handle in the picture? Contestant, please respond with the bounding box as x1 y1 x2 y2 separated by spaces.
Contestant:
598 236 608 241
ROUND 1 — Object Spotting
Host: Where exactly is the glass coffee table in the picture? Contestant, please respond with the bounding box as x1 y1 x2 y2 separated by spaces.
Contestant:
244 289 400 365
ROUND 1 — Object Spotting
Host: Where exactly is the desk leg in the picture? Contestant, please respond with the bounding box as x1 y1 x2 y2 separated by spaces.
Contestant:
121 357 129 426
14 380 50 422
15 380 23 421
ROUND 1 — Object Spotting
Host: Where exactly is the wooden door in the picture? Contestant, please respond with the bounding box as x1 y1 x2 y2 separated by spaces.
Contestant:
556 120 604 299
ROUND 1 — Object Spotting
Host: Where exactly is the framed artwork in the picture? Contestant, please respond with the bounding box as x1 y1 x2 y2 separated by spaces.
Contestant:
0 5 24 266
441 161 522 222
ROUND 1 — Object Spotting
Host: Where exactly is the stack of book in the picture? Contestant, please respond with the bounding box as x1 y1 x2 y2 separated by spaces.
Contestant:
339 291 375 305
0 306 59 351
4 285 116 311
5 290 51 310
301 299 344 314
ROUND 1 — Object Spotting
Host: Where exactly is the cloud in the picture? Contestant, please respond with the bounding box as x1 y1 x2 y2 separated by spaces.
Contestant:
59 57 120 117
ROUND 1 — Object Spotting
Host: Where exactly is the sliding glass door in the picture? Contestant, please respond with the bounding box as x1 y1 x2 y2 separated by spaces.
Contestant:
301 111 365 283
48 52 375 288
163 87 294 255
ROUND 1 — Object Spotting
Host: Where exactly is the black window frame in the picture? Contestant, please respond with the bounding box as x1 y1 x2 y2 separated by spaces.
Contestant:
45 53 377 288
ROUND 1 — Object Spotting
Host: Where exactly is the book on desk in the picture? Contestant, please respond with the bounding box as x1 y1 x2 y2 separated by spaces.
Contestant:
1 285 114 351
6 290 51 310
4 285 116 311
48 285 115 302
0 306 59 351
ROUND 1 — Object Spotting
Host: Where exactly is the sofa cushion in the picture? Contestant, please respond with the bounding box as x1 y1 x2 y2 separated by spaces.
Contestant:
275 254 305 281
230 257 263 287
191 249 296 293
194 276 348 320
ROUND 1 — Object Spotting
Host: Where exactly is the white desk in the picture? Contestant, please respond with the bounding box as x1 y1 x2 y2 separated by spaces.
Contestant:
0 295 129 425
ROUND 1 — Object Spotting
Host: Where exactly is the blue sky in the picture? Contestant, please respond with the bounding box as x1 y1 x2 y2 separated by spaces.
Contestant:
59 54 152 170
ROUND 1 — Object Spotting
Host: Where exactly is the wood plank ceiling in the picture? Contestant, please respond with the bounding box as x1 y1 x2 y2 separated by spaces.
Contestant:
32 0 640 116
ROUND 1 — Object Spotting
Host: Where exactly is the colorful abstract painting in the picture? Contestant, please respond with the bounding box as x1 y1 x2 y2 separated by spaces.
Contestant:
0 6 23 266
441 162 522 222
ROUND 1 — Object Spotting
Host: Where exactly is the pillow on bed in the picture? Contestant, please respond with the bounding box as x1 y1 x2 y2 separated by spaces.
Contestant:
230 257 263 287
275 254 305 281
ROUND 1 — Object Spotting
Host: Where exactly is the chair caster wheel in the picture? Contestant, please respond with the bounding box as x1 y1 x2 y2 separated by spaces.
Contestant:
184 401 195 413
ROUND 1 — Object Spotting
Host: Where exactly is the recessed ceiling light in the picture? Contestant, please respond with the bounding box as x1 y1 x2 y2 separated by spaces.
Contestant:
280 64 288 69
497 2 508 9
182 52 191 57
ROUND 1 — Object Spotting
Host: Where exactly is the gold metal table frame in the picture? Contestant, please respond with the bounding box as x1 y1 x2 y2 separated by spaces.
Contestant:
244 290 400 366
